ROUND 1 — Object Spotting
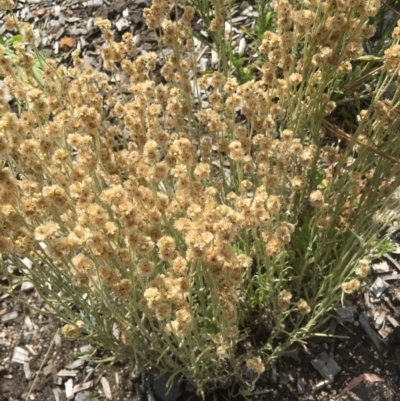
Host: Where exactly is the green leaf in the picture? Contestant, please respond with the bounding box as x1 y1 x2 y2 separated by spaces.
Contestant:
356 55 382 61
240 25 257 41
6 34 23 46
375 239 397 258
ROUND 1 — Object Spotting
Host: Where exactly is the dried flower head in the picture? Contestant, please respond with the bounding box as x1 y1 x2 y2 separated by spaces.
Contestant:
341 279 361 294
278 290 292 310
112 279 133 298
355 259 370 278
246 356 265 374
309 190 324 207
62 324 79 339
297 299 311 315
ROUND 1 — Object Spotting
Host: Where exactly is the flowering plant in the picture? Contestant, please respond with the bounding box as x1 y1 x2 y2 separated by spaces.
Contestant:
0 0 399 394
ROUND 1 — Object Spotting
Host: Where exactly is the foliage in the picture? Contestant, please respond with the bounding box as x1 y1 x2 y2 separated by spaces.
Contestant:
375 238 397 258
0 33 46 85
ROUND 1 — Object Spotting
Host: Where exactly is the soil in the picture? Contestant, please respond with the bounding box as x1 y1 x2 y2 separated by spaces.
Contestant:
1 1 400 400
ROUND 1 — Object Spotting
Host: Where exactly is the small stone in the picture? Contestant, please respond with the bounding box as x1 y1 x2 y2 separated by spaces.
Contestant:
338 306 357 322
311 352 341 380
279 372 289 384
297 377 305 394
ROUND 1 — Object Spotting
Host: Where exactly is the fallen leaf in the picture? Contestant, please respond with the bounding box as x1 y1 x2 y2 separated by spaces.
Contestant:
59 37 75 52
33 8 47 17
337 373 384 398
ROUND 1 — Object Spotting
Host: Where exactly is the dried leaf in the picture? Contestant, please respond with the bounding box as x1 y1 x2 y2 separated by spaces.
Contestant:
33 8 47 17
59 37 75 52
338 373 384 397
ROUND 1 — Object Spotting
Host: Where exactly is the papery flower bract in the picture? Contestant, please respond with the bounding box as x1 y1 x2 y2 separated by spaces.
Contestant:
342 279 361 294
246 356 265 374
112 279 133 298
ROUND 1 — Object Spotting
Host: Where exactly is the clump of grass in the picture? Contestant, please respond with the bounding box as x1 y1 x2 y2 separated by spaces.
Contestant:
0 0 400 396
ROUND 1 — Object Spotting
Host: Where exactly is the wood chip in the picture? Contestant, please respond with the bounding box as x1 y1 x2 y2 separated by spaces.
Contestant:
54 5 61 17
12 346 31 364
359 312 383 352
0 290 10 302
57 369 78 377
25 344 38 356
385 254 400 271
33 8 47 17
238 37 246 55
371 277 389 298
79 344 93 353
21 258 33 270
21 281 35 292
73 380 94 393
374 311 386 328
1 311 18 323
23 363 32 380
371 260 390 273
53 388 61 401
116 17 129 31
54 332 62 348
65 378 74 400
338 373 384 397
24 315 33 331
211 49 219 65
387 315 399 328
43 363 55 377
101 377 112 400
66 358 87 370
381 274 400 281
